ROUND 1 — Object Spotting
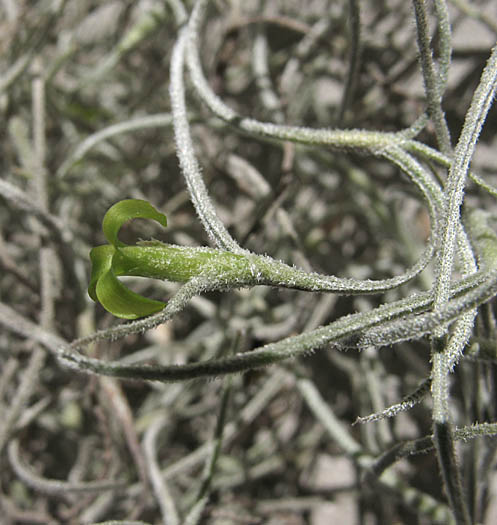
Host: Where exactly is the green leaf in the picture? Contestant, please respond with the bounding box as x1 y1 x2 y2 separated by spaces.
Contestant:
95 267 166 320
89 244 166 319
102 199 167 248
88 200 168 319
88 245 114 302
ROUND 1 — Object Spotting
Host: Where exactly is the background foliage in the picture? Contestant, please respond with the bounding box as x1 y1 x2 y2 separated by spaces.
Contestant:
1 0 497 523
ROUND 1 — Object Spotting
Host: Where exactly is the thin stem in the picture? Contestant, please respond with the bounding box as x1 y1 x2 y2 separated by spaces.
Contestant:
170 29 244 253
370 422 497 478
404 140 497 198
252 30 284 122
433 44 497 308
434 422 471 524
427 48 497 519
70 279 207 351
1 268 494 383
354 377 431 424
338 0 362 124
57 114 174 179
186 0 403 151
8 440 126 495
433 0 452 92
297 378 362 457
143 416 180 525
412 0 452 154
195 376 231 502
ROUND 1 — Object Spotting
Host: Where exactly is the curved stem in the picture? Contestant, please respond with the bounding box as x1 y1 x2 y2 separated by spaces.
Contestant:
170 29 244 253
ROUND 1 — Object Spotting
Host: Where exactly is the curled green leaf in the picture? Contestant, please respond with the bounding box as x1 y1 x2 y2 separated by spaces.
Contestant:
89 200 168 319
102 198 167 248
94 260 166 319
88 245 114 302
